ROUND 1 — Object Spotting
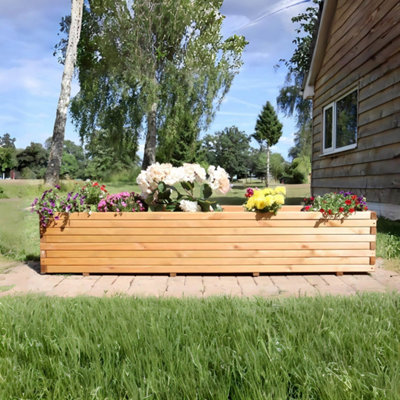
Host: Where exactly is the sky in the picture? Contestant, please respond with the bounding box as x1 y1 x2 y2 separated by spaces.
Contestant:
0 0 313 160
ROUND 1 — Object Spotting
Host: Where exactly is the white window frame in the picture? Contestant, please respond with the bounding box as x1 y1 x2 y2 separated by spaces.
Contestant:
322 88 358 155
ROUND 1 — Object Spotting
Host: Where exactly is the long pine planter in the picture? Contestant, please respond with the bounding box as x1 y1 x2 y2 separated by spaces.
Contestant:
40 206 376 275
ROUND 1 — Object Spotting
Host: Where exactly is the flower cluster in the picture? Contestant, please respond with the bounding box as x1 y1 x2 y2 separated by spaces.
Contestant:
302 192 368 218
97 192 147 213
137 163 230 212
244 186 286 214
32 182 109 227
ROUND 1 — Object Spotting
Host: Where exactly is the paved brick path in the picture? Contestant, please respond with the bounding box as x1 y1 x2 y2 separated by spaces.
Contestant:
1 259 399 298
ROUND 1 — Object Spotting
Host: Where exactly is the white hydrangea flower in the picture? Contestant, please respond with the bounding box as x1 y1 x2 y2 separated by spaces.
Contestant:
179 199 201 212
207 165 231 194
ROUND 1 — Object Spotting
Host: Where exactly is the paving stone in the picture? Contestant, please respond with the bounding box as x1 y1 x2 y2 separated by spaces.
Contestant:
338 274 387 293
1 262 400 298
164 276 186 297
126 275 168 297
183 276 203 297
203 276 242 297
88 275 118 296
106 276 134 296
249 276 280 297
50 275 99 297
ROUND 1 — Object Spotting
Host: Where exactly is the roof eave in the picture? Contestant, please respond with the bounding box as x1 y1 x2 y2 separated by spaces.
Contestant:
303 0 338 99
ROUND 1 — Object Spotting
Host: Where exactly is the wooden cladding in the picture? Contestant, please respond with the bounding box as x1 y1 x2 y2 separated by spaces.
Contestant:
40 206 376 275
311 0 400 204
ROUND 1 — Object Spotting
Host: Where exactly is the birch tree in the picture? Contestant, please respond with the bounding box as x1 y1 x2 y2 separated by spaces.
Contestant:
45 0 84 185
63 0 247 169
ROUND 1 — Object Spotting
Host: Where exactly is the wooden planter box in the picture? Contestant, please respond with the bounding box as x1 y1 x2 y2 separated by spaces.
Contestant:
40 206 376 275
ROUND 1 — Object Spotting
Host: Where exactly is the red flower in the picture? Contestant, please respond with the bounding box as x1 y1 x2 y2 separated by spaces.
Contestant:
364 206 368 210
310 197 315 201
339 207 344 212
349 208 355 213
352 195 357 200
345 199 352 205
319 208 325 213
328 209 332 215
92 182 99 187
305 205 311 211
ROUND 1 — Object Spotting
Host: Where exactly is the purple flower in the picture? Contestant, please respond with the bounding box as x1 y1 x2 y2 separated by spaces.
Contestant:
55 185 61 190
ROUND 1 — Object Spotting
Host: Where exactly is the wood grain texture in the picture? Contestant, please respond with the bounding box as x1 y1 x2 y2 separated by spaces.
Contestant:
40 207 376 274
311 0 400 205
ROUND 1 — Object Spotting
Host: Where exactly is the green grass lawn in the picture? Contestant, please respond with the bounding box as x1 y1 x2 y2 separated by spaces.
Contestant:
0 294 399 399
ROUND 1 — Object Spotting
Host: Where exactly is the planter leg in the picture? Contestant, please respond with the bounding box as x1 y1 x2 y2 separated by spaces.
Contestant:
170 273 177 277
253 272 260 277
336 272 343 276
83 272 90 277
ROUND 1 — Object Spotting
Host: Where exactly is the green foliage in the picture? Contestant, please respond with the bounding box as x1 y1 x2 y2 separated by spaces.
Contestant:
283 156 311 184
201 126 251 178
253 101 283 149
59 0 247 166
250 151 287 181
16 142 48 179
1 294 400 398
377 218 400 259
0 147 17 173
0 133 16 149
277 1 320 160
0 186 7 199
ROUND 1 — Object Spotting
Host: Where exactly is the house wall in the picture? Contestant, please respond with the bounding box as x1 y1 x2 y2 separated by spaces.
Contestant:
311 0 400 218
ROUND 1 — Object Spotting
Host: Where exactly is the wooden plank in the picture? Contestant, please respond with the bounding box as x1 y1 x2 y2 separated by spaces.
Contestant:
314 26 400 109
312 174 400 190
43 227 372 236
318 0 393 82
53 209 372 220
359 82 400 114
42 257 370 266
43 234 375 243
43 264 375 274
45 249 375 258
312 157 400 179
315 2 400 100
41 241 372 251
48 219 376 228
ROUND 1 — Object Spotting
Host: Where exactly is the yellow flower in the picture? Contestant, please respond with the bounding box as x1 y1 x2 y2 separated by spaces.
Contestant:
264 195 273 207
262 188 272 196
255 197 267 210
246 197 255 210
274 194 285 205
252 189 264 198
274 186 286 196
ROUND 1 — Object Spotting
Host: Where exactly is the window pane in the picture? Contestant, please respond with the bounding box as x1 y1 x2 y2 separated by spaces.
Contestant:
324 107 332 149
336 90 357 148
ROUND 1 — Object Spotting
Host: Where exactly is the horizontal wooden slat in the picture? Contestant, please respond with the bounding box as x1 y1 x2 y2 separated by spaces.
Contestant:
53 209 373 220
46 250 375 258
42 257 370 266
43 234 375 243
48 219 376 228
43 227 372 235
40 242 372 251
43 265 375 274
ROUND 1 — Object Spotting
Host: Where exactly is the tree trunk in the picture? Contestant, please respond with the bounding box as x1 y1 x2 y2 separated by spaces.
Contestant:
141 102 157 170
45 0 84 186
265 144 270 187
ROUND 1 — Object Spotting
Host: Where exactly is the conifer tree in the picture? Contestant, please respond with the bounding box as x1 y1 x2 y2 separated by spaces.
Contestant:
253 101 283 187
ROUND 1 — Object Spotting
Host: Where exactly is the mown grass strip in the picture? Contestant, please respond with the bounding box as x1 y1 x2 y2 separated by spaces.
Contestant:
0 294 399 399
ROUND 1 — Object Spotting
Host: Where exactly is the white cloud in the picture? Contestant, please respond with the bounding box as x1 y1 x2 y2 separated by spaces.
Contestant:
0 57 63 97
